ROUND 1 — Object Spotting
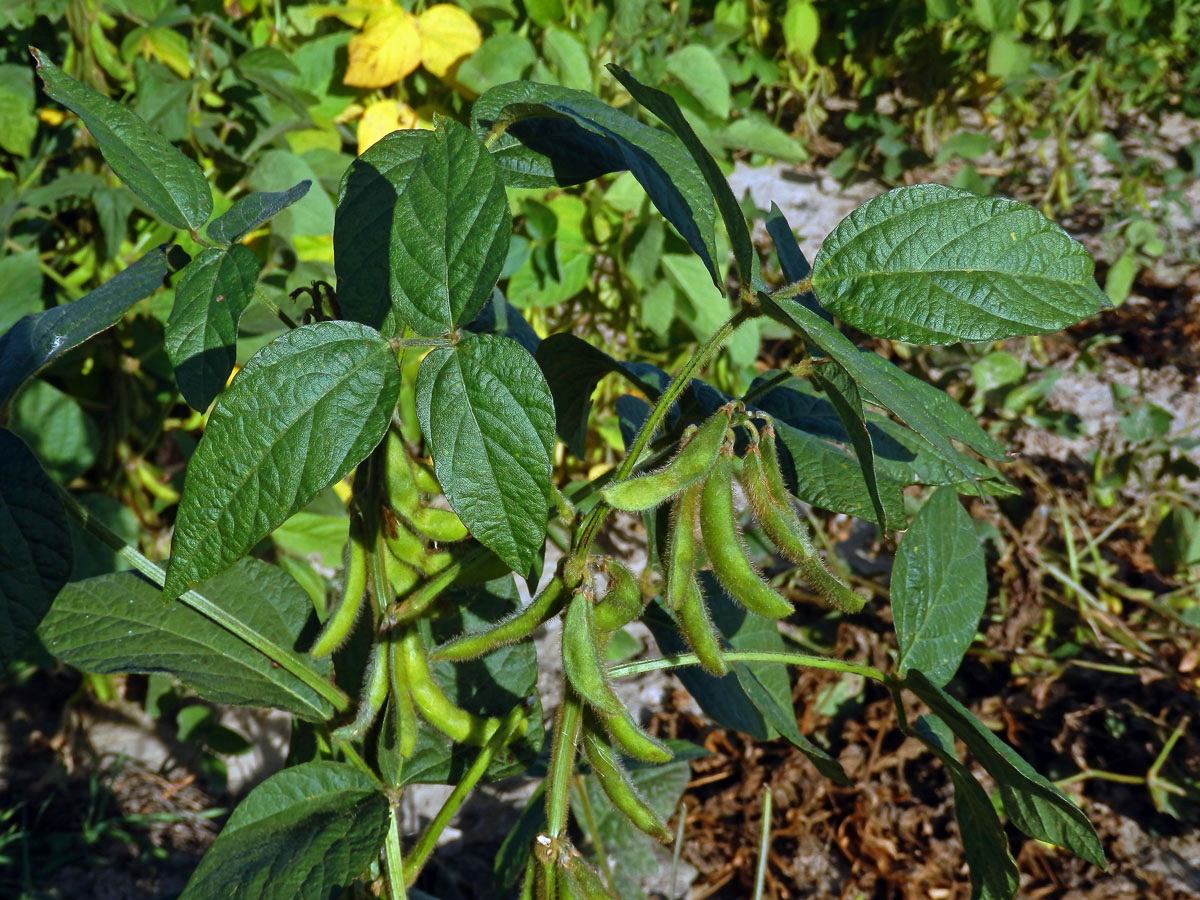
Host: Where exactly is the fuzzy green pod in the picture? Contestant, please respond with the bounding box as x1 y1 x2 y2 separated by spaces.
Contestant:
664 479 702 611
592 560 646 633
410 505 469 542
676 577 728 676
399 625 505 746
594 706 671 764
556 851 618 900
430 575 567 663
563 589 625 716
310 528 368 658
740 442 864 614
582 720 673 843
700 450 794 620
333 640 389 741
601 406 732 512
385 430 420 515
388 636 418 758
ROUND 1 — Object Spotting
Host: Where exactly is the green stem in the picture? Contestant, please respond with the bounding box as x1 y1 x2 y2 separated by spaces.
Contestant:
544 691 583 840
752 785 772 900
253 287 299 330
334 738 381 786
608 650 887 683
59 487 351 715
403 704 527 886
571 307 755 567
384 803 407 900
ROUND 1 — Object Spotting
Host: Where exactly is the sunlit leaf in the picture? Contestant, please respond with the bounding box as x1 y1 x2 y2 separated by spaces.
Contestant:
357 99 419 155
343 6 422 89
417 3 481 78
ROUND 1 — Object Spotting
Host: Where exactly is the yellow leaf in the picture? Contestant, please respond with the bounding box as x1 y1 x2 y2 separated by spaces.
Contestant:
357 99 419 155
417 4 481 79
344 7 422 89
305 0 390 28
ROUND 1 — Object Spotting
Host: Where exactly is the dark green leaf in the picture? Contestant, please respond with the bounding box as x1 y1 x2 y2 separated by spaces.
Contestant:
39 559 334 721
416 333 555 573
809 185 1107 343
534 333 655 458
9 379 99 482
32 49 212 231
165 321 400 599
0 245 169 406
609 65 753 287
179 761 388 900
166 245 260 411
0 429 72 666
0 250 44 335
471 81 720 284
914 715 1020 900
336 121 510 336
905 670 1106 868
206 181 312 246
893 488 987 686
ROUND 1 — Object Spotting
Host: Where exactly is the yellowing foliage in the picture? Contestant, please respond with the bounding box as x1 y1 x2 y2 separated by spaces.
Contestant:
417 4 482 78
357 99 419 154
344 6 422 89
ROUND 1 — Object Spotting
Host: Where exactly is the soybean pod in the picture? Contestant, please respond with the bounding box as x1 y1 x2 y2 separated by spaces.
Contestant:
594 706 671 764
398 625 505 746
310 523 368 658
740 442 864 614
333 639 388 740
556 851 618 900
700 450 794 620
592 560 646 634
388 636 418 758
409 505 469 543
664 479 702 611
384 431 420 515
430 575 567 662
562 590 624 716
601 405 732 512
582 720 673 843
676 577 728 676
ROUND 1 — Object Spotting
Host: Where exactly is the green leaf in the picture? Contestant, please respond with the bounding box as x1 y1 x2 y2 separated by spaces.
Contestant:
542 24 592 91
415 333 555 573
399 578 543 784
453 32 537 96
471 81 720 283
336 120 510 336
0 64 37 157
494 783 546 888
905 670 1106 868
39 559 334 721
809 184 1107 343
32 49 212 231
534 333 652 458
0 429 72 666
767 298 1004 492
207 181 312 246
179 761 388 900
165 245 260 411
664 45 731 119
914 715 1020 900
9 379 99 483
893 488 987 686
165 321 400 599
0 245 169 406
0 250 44 335
718 114 808 163
609 65 753 289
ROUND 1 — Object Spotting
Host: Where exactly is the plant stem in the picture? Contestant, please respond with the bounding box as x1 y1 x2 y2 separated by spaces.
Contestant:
384 802 407 900
544 691 583 839
58 486 351 715
571 307 755 566
403 704 526 886
752 785 772 900
608 650 887 683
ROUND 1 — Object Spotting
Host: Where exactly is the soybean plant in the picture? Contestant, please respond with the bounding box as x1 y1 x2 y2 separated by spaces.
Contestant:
2 53 1111 900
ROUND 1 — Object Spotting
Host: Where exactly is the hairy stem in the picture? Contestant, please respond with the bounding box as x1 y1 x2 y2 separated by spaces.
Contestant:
544 691 584 840
608 650 887 683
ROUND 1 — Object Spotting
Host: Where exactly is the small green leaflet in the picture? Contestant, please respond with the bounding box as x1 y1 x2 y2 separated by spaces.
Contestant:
206 180 312 245
810 184 1107 344
893 487 987 686
0 429 72 666
32 49 212 232
335 120 510 337
0 244 170 406
166 244 260 411
165 321 400 599
905 670 1106 868
39 559 334 721
416 333 555 574
179 762 388 900
913 715 1020 900
471 80 721 286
